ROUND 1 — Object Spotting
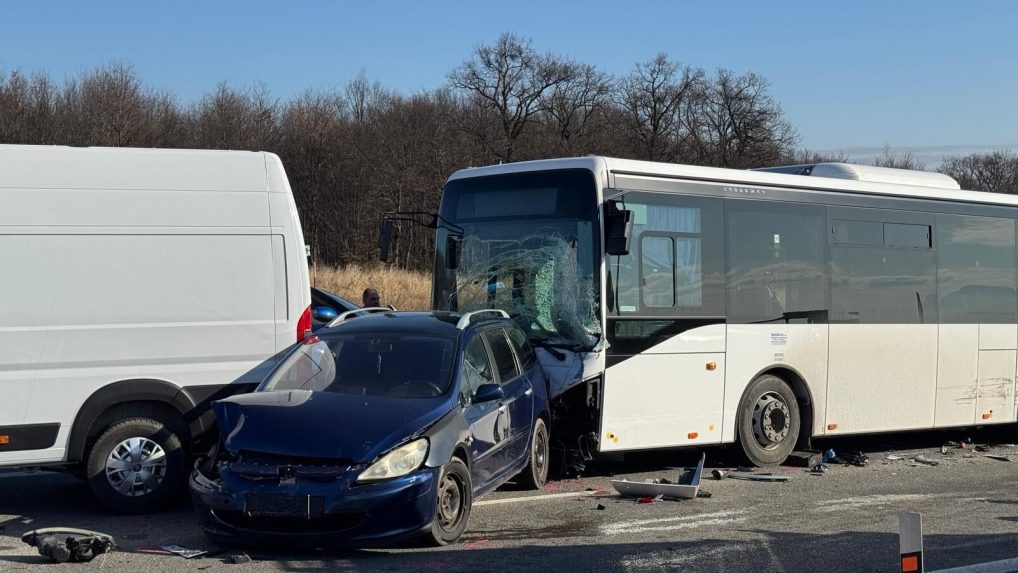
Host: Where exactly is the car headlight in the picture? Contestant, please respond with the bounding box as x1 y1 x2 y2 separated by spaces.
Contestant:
356 438 429 482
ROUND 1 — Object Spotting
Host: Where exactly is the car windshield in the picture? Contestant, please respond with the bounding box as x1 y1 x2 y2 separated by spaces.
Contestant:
263 333 457 398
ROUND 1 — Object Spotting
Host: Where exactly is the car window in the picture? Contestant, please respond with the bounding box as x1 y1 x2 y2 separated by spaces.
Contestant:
484 329 520 383
505 325 536 370
263 333 456 398
461 336 494 402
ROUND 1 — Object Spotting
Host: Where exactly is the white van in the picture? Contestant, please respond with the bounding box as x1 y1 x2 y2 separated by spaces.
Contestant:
0 145 312 513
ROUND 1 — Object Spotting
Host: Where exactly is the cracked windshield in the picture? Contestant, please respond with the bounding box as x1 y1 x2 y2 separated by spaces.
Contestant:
433 169 601 350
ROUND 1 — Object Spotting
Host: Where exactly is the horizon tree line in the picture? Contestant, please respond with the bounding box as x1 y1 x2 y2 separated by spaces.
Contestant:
1 32 1015 270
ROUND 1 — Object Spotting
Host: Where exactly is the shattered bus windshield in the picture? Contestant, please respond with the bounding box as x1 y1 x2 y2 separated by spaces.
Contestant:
433 169 601 350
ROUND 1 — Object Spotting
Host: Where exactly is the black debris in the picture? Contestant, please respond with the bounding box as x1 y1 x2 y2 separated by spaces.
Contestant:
696 490 713 498
786 450 822 468
985 455 1012 462
595 503 606 511
229 553 252 564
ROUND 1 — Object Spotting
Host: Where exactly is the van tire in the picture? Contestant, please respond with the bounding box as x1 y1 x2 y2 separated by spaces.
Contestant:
517 418 549 490
86 417 186 514
737 375 800 467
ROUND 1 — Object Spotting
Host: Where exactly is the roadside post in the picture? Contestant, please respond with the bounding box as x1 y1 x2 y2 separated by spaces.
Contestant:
900 512 924 573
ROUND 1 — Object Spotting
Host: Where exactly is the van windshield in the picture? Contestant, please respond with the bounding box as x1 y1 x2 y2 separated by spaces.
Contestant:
264 334 457 398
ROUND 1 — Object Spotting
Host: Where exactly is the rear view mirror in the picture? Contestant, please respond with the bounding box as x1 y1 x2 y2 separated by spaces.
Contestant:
379 219 393 262
473 383 503 404
605 203 634 256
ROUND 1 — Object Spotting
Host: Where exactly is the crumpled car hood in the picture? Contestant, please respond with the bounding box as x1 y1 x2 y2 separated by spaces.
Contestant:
212 390 452 463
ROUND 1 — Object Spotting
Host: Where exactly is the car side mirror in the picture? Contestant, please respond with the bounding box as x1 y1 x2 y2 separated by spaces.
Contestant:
473 383 503 404
312 306 338 322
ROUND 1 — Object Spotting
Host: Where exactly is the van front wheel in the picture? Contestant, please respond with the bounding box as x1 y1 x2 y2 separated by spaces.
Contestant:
86 417 186 514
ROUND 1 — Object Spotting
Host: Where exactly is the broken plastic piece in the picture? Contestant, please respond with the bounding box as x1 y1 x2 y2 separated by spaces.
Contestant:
985 455 1012 462
886 454 904 461
911 454 939 466
229 553 252 564
21 528 115 563
611 453 705 500
595 503 606 511
157 545 205 561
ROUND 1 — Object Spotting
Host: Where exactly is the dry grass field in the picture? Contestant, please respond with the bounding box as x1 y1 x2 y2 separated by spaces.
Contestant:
310 264 432 310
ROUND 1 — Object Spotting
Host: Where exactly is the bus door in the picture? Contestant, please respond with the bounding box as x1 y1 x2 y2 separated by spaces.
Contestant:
600 193 726 451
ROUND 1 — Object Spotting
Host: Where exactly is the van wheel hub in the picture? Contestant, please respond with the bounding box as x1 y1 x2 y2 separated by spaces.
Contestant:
105 437 167 497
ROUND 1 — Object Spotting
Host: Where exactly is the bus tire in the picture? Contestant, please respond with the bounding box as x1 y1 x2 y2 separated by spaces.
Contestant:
85 417 186 514
737 375 800 467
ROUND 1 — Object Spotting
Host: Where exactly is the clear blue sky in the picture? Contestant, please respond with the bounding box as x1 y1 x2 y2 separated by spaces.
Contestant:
2 1 1015 156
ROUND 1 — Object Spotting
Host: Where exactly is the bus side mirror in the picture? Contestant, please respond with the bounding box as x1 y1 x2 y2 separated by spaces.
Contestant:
605 206 634 256
379 219 393 262
445 235 460 270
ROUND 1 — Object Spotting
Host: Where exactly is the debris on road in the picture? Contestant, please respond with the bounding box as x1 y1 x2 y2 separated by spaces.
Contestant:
886 454 904 461
826 450 869 466
785 450 822 468
810 463 829 475
611 453 705 501
911 454 940 466
228 553 252 564
727 472 791 482
711 469 728 480
596 503 606 510
985 455 1012 462
161 545 208 559
21 528 115 563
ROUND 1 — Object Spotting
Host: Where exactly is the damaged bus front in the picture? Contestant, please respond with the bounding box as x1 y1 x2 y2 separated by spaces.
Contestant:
430 164 608 470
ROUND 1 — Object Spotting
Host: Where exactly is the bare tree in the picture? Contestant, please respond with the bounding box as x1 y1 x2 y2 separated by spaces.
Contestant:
939 149 1018 194
448 32 575 161
540 63 611 154
872 144 925 170
686 69 798 168
614 53 703 162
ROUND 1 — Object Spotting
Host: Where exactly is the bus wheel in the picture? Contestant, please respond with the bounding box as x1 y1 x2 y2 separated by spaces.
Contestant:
737 375 800 467
85 417 186 514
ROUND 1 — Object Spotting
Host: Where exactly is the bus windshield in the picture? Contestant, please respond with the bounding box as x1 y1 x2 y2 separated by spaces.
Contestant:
433 169 601 350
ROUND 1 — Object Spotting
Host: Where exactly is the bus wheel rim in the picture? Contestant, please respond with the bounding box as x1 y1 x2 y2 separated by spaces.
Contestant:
752 392 791 449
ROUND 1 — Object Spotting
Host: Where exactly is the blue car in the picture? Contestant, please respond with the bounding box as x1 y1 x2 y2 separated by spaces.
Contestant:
190 310 551 546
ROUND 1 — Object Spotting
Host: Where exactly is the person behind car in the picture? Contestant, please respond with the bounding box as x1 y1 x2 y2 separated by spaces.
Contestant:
362 287 381 308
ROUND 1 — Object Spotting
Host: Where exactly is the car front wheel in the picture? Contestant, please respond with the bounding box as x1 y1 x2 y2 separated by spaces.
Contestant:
427 457 472 545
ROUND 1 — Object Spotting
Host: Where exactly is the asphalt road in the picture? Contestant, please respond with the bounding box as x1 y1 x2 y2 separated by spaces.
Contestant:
2 427 1017 573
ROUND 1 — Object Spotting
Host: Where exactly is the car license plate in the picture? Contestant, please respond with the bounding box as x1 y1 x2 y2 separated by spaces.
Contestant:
244 494 325 517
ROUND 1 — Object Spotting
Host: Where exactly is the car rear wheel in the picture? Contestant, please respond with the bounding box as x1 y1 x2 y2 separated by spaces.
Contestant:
517 418 549 490
86 417 186 514
427 458 472 545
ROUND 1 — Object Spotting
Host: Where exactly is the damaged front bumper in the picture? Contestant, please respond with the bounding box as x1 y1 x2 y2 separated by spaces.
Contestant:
189 459 439 547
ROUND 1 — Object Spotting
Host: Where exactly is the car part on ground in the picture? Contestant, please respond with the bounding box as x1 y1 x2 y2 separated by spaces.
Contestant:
21 528 115 563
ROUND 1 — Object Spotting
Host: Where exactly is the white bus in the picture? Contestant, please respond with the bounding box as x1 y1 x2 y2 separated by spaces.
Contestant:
0 145 311 512
427 156 1018 467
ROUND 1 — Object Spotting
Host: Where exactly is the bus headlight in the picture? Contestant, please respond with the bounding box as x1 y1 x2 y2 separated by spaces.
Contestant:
356 438 429 482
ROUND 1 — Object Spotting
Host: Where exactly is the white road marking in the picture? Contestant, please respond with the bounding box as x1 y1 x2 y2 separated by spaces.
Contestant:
602 509 747 535
474 491 595 506
822 493 935 511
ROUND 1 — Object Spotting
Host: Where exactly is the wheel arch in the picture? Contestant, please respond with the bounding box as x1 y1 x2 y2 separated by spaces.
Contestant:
67 379 200 463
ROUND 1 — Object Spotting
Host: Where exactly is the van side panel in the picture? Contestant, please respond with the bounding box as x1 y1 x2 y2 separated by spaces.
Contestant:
266 155 310 352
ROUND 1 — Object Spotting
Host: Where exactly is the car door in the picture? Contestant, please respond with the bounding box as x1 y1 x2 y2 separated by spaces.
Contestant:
459 334 505 488
483 328 533 468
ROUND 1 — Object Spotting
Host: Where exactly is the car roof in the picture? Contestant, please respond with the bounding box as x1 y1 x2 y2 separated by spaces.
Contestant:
315 311 512 338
